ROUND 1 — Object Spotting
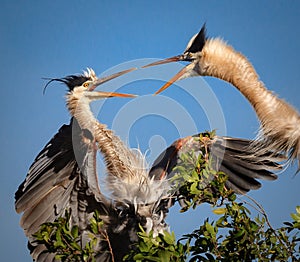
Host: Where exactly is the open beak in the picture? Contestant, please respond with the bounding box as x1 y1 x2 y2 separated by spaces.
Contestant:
142 56 195 95
89 67 137 91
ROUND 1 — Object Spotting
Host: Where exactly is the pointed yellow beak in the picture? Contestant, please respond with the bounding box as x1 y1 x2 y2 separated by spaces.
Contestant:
86 91 137 99
154 66 190 95
142 55 194 95
142 55 182 68
89 67 137 91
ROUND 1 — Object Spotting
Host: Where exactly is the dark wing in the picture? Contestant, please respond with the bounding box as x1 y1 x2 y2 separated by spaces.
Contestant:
150 134 283 195
208 136 283 193
15 118 110 261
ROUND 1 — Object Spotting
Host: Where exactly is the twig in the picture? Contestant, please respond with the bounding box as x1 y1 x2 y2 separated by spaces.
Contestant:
101 229 115 262
239 194 293 256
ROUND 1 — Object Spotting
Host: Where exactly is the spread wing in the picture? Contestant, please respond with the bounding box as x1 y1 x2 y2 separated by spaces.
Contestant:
150 134 283 195
15 118 110 261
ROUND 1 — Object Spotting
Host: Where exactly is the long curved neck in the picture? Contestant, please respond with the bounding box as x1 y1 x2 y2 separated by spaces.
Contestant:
66 90 135 177
201 38 300 162
66 90 151 201
201 39 277 119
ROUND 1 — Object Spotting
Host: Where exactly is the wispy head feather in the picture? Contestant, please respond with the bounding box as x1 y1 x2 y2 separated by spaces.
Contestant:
42 68 97 93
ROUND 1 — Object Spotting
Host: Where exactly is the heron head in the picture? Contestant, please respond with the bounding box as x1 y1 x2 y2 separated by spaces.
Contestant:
142 24 207 95
43 67 137 99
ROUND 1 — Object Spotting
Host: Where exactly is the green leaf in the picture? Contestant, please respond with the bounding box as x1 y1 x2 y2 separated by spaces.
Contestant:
228 193 237 201
71 225 79 238
70 241 81 250
212 208 226 215
163 231 175 245
250 221 259 232
291 213 300 222
190 182 200 194
205 222 215 237
233 228 245 239
269 236 277 244
158 250 171 262
55 230 62 246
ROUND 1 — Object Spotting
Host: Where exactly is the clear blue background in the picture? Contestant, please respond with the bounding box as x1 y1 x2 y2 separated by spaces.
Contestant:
1 1 299 260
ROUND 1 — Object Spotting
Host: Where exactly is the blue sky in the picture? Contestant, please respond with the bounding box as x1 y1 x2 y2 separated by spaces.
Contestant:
1 1 300 260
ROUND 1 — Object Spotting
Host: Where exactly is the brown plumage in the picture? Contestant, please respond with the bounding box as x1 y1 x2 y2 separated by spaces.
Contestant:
15 68 172 262
64 70 173 261
65 70 171 206
143 25 300 169
16 67 284 261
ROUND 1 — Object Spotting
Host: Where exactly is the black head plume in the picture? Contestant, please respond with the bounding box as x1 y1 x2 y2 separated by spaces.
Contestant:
184 23 207 54
43 74 91 94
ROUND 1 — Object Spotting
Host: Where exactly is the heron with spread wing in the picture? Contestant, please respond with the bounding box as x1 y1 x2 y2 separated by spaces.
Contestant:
16 66 283 261
16 67 185 261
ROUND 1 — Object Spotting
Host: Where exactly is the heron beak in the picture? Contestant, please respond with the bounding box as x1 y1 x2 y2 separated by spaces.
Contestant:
89 67 137 91
154 66 191 95
88 91 137 99
141 55 195 95
141 55 183 68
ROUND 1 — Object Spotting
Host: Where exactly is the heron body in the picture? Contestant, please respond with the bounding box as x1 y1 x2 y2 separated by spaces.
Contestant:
145 25 300 168
64 70 172 237
15 68 173 261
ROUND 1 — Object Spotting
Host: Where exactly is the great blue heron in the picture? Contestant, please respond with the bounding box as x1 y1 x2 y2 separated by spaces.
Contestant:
16 68 282 261
14 68 151 261
143 24 300 168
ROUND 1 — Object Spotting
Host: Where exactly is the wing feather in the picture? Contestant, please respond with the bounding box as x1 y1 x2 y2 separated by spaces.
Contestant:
15 118 109 261
150 134 282 196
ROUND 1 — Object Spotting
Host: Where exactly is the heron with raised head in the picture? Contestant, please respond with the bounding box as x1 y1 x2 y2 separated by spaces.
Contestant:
143 24 300 168
14 68 150 261
16 66 283 261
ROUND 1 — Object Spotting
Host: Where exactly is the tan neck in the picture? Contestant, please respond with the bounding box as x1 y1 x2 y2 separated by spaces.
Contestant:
201 39 274 119
201 38 300 161
66 90 148 189
66 91 125 169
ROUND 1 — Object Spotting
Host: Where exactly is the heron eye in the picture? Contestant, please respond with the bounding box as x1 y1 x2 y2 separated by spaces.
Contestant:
83 82 89 88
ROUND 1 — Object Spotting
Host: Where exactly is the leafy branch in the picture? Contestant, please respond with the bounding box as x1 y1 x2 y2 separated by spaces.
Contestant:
32 131 299 261
33 210 107 262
